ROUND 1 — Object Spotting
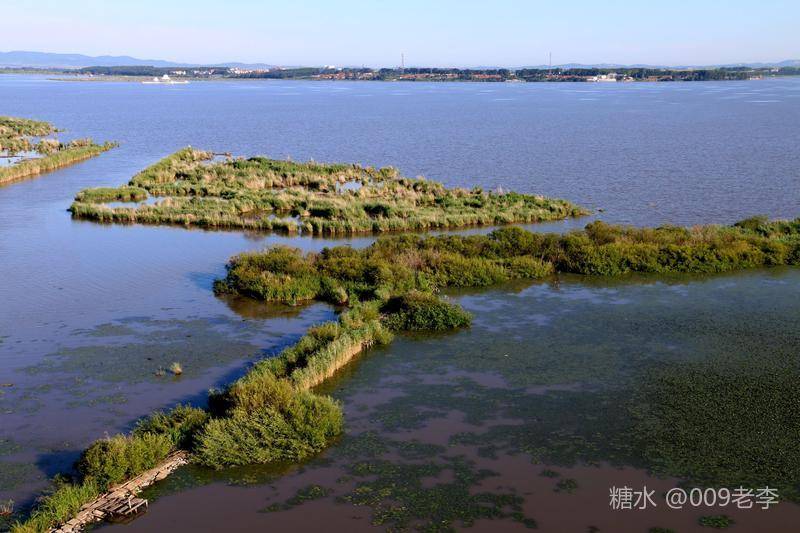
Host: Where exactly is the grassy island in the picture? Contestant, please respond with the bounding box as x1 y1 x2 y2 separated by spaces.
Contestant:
0 116 116 185
17 211 800 528
69 148 586 234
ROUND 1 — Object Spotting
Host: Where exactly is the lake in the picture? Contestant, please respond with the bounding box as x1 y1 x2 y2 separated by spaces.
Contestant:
1 75 798 531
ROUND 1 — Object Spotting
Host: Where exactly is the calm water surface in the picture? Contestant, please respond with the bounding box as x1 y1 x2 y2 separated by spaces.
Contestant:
0 75 798 529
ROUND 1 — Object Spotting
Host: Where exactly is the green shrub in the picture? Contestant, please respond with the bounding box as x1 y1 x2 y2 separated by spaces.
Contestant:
382 292 472 331
11 480 99 533
133 405 209 450
76 433 174 489
195 391 343 468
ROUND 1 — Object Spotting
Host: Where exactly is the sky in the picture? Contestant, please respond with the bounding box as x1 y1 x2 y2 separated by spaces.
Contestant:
2 0 798 67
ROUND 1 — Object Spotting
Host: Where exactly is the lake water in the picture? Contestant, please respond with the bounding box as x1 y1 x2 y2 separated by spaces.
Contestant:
0 75 799 530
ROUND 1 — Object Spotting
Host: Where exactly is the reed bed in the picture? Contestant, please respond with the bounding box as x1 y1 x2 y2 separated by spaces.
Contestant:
70 147 586 233
216 218 800 308
0 116 116 186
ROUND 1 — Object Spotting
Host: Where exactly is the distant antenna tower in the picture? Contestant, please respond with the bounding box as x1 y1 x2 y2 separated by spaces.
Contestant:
548 52 552 78
401 53 405 71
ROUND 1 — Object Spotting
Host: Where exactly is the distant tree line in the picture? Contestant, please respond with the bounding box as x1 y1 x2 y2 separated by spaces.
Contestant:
57 65 800 82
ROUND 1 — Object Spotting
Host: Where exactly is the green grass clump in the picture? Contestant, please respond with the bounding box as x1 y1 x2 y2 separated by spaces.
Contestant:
133 404 209 450
69 147 585 234
0 116 54 141
76 433 174 490
195 390 343 468
213 246 322 304
11 480 99 533
382 292 473 331
75 186 148 203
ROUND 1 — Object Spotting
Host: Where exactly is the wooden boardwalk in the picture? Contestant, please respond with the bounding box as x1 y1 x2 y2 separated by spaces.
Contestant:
52 451 188 533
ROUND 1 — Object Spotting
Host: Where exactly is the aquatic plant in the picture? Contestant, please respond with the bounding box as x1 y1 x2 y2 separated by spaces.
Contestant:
76 433 174 490
0 116 116 186
219 221 800 309
69 147 586 234
629 354 800 501
381 292 473 331
697 515 735 528
195 389 343 467
195 303 391 467
554 478 579 493
133 405 209 450
74 186 147 203
169 362 183 375
262 484 333 512
11 480 100 533
340 456 538 530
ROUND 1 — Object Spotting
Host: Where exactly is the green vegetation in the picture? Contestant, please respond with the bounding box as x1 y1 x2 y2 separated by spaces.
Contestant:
382 292 473 331
74 186 147 203
196 375 343 467
630 354 800 500
698 515 735 528
59 64 800 83
554 478 579 493
340 456 538 530
0 116 116 185
133 405 209 449
217 219 800 307
76 433 174 489
262 484 333 512
69 147 585 234
11 480 100 533
0 117 54 153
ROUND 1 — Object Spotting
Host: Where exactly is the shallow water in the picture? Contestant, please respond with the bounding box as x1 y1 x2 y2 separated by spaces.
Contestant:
0 74 799 527
113 272 800 532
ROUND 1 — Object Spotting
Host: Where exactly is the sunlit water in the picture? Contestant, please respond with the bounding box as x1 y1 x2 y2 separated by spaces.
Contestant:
0 75 799 528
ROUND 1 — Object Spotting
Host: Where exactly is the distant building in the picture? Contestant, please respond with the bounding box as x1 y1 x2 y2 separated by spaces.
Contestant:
588 73 618 82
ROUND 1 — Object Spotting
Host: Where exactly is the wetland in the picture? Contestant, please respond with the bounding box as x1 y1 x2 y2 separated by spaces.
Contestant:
2 75 800 532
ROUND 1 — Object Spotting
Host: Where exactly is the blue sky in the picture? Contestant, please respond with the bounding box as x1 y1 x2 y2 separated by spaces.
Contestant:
3 0 798 66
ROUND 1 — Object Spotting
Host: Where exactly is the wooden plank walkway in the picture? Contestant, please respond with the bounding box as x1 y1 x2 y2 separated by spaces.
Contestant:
52 450 188 533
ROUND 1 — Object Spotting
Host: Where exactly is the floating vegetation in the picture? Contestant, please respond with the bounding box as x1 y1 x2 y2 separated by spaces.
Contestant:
0 116 116 185
698 514 735 528
554 478 579 493
630 354 800 501
69 147 586 234
340 456 537 530
261 484 333 513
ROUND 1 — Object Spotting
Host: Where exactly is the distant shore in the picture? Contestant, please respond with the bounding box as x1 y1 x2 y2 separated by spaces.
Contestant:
3 64 799 84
